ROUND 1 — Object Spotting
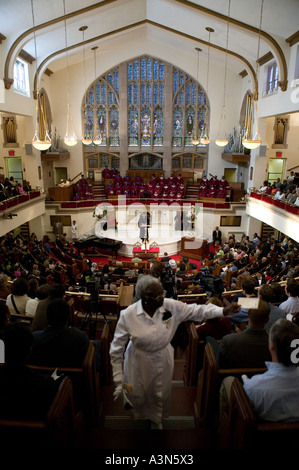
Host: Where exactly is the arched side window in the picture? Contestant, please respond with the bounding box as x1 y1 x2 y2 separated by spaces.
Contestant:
128 57 165 147
263 61 279 96
83 68 120 146
172 69 209 147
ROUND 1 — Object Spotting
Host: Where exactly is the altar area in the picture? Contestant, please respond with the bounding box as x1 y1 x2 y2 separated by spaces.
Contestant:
88 200 211 258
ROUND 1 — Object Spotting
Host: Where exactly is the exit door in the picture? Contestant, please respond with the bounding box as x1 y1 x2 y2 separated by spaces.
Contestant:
268 158 286 184
5 157 23 185
224 168 236 183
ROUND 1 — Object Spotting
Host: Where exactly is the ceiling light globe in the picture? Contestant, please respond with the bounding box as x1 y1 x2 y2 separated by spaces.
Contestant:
215 139 228 147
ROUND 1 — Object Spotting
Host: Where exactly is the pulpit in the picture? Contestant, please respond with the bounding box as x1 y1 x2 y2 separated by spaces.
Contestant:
48 184 74 202
180 237 209 261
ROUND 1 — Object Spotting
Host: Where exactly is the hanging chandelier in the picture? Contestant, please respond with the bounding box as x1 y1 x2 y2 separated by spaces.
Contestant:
242 0 264 150
80 26 93 145
63 0 77 147
215 0 230 148
91 46 102 146
31 0 51 151
200 27 213 146
191 47 201 146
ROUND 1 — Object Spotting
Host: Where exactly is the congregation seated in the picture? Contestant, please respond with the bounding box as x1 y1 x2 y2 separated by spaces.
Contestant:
218 300 272 369
30 298 90 368
0 322 59 420
196 297 232 341
220 318 299 425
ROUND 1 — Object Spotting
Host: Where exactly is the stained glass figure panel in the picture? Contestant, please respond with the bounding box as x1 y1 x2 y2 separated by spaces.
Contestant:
141 106 151 146
153 106 163 146
96 107 107 146
128 106 139 146
109 105 119 146
185 107 195 146
172 106 183 147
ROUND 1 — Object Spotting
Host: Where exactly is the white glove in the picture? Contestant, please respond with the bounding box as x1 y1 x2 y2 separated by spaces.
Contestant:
113 383 123 401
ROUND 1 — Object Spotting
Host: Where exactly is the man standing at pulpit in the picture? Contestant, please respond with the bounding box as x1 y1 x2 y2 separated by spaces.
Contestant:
138 211 150 242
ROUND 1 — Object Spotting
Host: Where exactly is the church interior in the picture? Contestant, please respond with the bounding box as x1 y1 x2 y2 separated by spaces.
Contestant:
0 0 299 451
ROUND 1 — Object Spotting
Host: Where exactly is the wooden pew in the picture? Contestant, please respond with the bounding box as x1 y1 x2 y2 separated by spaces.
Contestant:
100 322 113 386
0 376 80 448
219 378 299 449
184 322 205 386
10 313 34 326
194 342 266 430
29 341 101 426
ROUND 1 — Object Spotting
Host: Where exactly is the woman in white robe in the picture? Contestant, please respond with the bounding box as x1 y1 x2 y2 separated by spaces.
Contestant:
109 274 239 429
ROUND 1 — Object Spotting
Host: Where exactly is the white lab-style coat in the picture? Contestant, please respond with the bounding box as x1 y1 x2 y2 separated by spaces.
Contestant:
109 298 224 424
71 223 78 240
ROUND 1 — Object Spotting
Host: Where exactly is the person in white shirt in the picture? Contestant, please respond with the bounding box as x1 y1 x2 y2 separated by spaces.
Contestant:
110 274 240 429
279 280 299 321
25 284 51 316
274 189 284 199
71 220 79 241
259 181 268 192
6 278 30 315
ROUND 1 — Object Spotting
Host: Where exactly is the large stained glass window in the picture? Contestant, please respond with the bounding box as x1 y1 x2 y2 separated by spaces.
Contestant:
83 57 210 177
172 68 209 147
83 68 119 147
128 57 165 147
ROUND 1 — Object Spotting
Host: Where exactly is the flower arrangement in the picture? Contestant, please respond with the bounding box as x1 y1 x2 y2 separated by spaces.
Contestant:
93 204 108 219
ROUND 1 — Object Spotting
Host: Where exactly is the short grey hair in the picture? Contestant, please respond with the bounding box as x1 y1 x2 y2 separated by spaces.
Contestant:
135 274 162 300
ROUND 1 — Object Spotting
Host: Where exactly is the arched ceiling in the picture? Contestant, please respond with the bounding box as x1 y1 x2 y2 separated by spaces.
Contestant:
1 0 298 92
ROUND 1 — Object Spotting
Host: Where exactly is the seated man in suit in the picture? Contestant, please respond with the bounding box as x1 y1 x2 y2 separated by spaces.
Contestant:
218 300 271 369
30 298 90 368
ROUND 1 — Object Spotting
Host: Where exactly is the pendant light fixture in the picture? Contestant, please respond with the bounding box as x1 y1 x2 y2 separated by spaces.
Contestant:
31 0 52 151
91 46 102 145
191 47 201 146
63 0 77 147
215 0 230 148
200 27 213 146
242 0 264 150
80 26 92 146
